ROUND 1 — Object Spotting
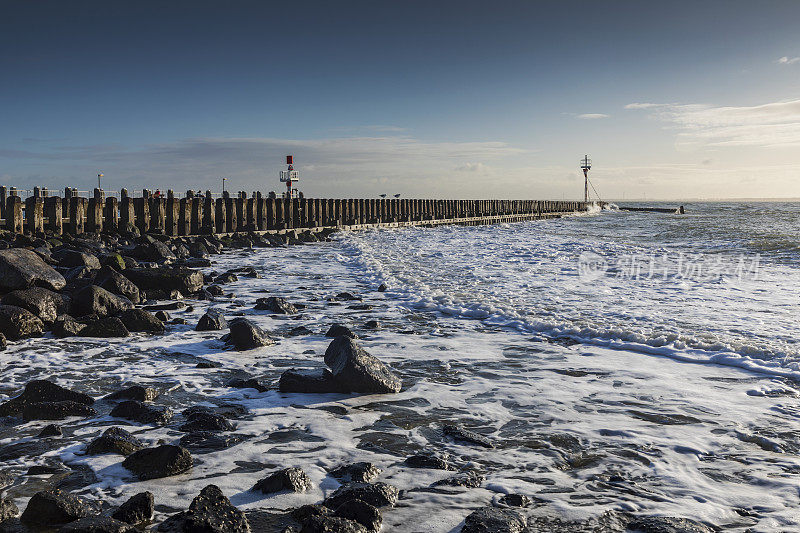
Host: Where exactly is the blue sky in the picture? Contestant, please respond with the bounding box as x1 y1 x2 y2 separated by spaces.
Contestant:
2 0 800 199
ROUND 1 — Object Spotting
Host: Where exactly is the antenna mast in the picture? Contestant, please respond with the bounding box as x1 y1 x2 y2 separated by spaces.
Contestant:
580 155 592 203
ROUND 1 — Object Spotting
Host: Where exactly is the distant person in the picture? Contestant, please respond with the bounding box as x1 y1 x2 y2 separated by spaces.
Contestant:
153 189 162 198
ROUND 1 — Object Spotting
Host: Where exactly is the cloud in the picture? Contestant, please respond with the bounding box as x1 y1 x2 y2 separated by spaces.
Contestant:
624 103 663 110
777 56 800 65
454 162 490 173
625 99 800 148
576 113 609 120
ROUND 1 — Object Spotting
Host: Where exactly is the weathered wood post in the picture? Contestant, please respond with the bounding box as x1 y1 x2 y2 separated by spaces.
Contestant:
104 196 118 234
274 196 285 229
203 191 215 234
120 191 135 233
190 196 202 235
164 196 178 236
6 196 23 234
233 194 244 231
133 197 149 235
246 196 256 231
255 193 266 231
24 196 43 235
214 197 226 233
221 192 234 233
149 197 165 233
68 196 85 235
44 196 63 235
176 198 188 236
86 194 103 233
0 186 6 220
264 196 275 230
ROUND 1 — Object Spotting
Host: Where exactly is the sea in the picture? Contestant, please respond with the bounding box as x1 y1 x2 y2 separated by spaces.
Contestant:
2 202 800 531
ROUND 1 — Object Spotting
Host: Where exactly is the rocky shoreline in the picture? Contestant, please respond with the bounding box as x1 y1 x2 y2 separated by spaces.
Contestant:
0 227 721 532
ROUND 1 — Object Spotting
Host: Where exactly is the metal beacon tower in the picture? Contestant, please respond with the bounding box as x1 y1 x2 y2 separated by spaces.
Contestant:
580 155 591 203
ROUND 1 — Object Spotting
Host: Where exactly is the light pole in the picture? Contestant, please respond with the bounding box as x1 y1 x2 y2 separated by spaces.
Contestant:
97 173 104 191
222 177 227 194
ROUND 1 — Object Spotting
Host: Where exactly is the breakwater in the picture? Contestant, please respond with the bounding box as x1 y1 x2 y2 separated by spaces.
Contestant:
0 186 592 236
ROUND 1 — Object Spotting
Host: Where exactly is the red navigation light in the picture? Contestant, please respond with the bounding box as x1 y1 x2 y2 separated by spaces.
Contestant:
286 155 293 165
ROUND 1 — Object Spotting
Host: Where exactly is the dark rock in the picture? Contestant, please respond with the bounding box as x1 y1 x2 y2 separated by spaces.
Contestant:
95 267 141 304
363 320 380 329
154 310 170 322
0 305 44 340
0 497 19 522
323 483 399 509
228 378 269 393
0 248 66 291
290 504 331 524
118 309 164 333
86 427 145 456
23 401 97 421
105 385 158 403
123 267 204 294
253 468 312 494
27 465 66 475
255 297 298 314
112 492 154 525
0 440 49 461
156 484 249 533
0 380 94 417
433 470 484 488
53 314 87 337
101 252 127 271
133 240 176 263
110 400 173 425
143 301 185 311
223 318 274 350
323 337 401 393
73 285 133 318
1 287 71 324
461 507 526 533
179 432 244 453
57 516 137 532
278 369 345 394
443 424 494 449
19 490 90 526
335 292 360 301
38 424 63 437
214 272 238 284
0 332 5 350
122 445 193 481
301 515 368 533
207 285 224 296
496 494 532 508
288 326 313 336
325 325 355 338
377 284 387 292
332 499 381 532
53 249 101 270
196 309 228 331
179 411 234 433
404 453 452 470
329 463 381 483
628 516 716 533
81 317 130 338
170 318 188 325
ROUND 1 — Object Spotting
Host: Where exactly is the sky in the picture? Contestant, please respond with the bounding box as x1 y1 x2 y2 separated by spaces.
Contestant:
2 0 800 200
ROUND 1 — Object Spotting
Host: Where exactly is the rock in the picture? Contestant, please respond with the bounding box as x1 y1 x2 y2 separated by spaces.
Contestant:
207 285 224 296
461 507 526 533
0 497 19 522
105 385 158 402
0 248 66 291
196 309 228 331
323 483 399 509
112 492 154 525
325 324 355 338
143 301 185 311
22 401 97 421
81 317 130 338
110 400 173 425
288 326 313 336
53 249 101 270
252 468 312 494
156 485 249 532
0 380 94 417
123 267 204 294
323 337 401 393
433 470 484 488
223 318 274 350
133 240 176 263
301 515 368 533
119 309 164 333
19 490 91 526
496 494 532 508
628 516 716 533
1 287 71 324
329 463 381 483
154 310 170 322
95 267 141 304
0 304 45 340
73 285 133 318
335 292 360 301
278 369 345 394
377 284 387 292
179 411 234 433
0 440 49 461
179 432 244 453
38 424 63 437
227 377 269 393
332 499 381 532
58 516 137 532
101 252 127 271
404 453 452 470
214 273 238 284
443 424 494 449
53 314 87 337
254 297 297 314
0 332 5 350
122 445 193 481
86 427 145 456
363 320 380 329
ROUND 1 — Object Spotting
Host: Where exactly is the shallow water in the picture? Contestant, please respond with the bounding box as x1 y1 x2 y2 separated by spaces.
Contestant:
1 203 800 531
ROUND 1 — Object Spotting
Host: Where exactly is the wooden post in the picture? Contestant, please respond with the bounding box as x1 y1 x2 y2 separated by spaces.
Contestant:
86 197 103 233
215 198 226 233
24 197 44 234
203 193 215 234
246 197 256 231
224 195 236 233
6 196 23 234
234 196 245 231
104 197 118 233
133 198 149 235
177 198 189 236
120 196 135 232
44 196 63 235
0 186 6 220
68 197 85 235
190 197 202 235
149 197 165 233
164 197 178 236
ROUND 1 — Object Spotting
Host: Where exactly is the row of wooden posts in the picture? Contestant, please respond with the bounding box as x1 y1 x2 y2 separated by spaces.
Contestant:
0 186 590 236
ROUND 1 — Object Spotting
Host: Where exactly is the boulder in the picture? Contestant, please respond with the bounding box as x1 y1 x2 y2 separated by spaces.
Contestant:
112 492 154 525
628 516 716 533
58 516 136 532
254 297 297 314
179 432 244 453
53 314 87 337
323 483 399 510
105 385 158 402
86 427 145 456
461 507 526 533
252 468 312 494
433 470 484 488
38 424 63 437
278 369 346 394
0 496 19 522
404 453 452 470
22 401 97 421
19 490 91 526
0 379 94 417
302 515 368 532
110 400 172 425
73 285 133 318
179 411 234 433
101 252 127 271
443 424 494 449
196 309 228 331
377 284 387 292
496 494 532 508
156 485 249 533
222 318 274 351
119 309 164 333
0 304 44 340
325 324 356 338
329 462 381 483
323 337 401 393
122 445 193 481
214 273 238 284
335 292 360 301
95 266 141 304
81 316 130 338
332 499 382 532
132 240 176 263
227 377 269 393
1 287 71 324
0 332 6 350
53 249 101 270
0 248 66 291
123 267 204 294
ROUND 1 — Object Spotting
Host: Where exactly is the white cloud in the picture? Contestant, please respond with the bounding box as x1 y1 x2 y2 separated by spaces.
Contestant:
455 162 489 173
777 56 800 65
576 113 609 120
624 103 663 110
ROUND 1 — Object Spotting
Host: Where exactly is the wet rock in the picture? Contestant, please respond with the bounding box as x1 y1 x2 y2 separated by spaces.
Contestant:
118 309 164 333
323 337 401 393
110 400 173 425
105 385 158 403
288 326 313 336
81 317 130 338
133 240 176 263
27 465 66 475
433 470 484 488
86 427 145 456
363 320 379 329
377 284 387 292
0 380 94 417
156 484 249 532
207 285 224 296
214 273 238 284
179 411 234 433
628 516 716 533
323 483 399 509
404 453 452 470
0 305 44 340
335 292 360 301
443 424 494 449
179 432 244 453
255 297 298 314
325 324 356 338
58 516 137 532
122 444 193 480
22 401 97 421
20 490 91 526
301 515 368 533
196 309 228 331
101 252 126 271
253 468 312 494
95 267 141 304
461 507 526 533
154 310 170 322
228 377 269 393
278 369 345 394
0 497 19 522
332 499 381 532
123 267 204 294
73 285 133 318
1 287 71 324
112 492 154 525
143 301 185 311
222 318 274 350
496 494 532 508
38 424 63 437
329 462 381 483
54 249 101 270
53 314 87 337
0 332 5 351
0 440 50 461
0 248 66 291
